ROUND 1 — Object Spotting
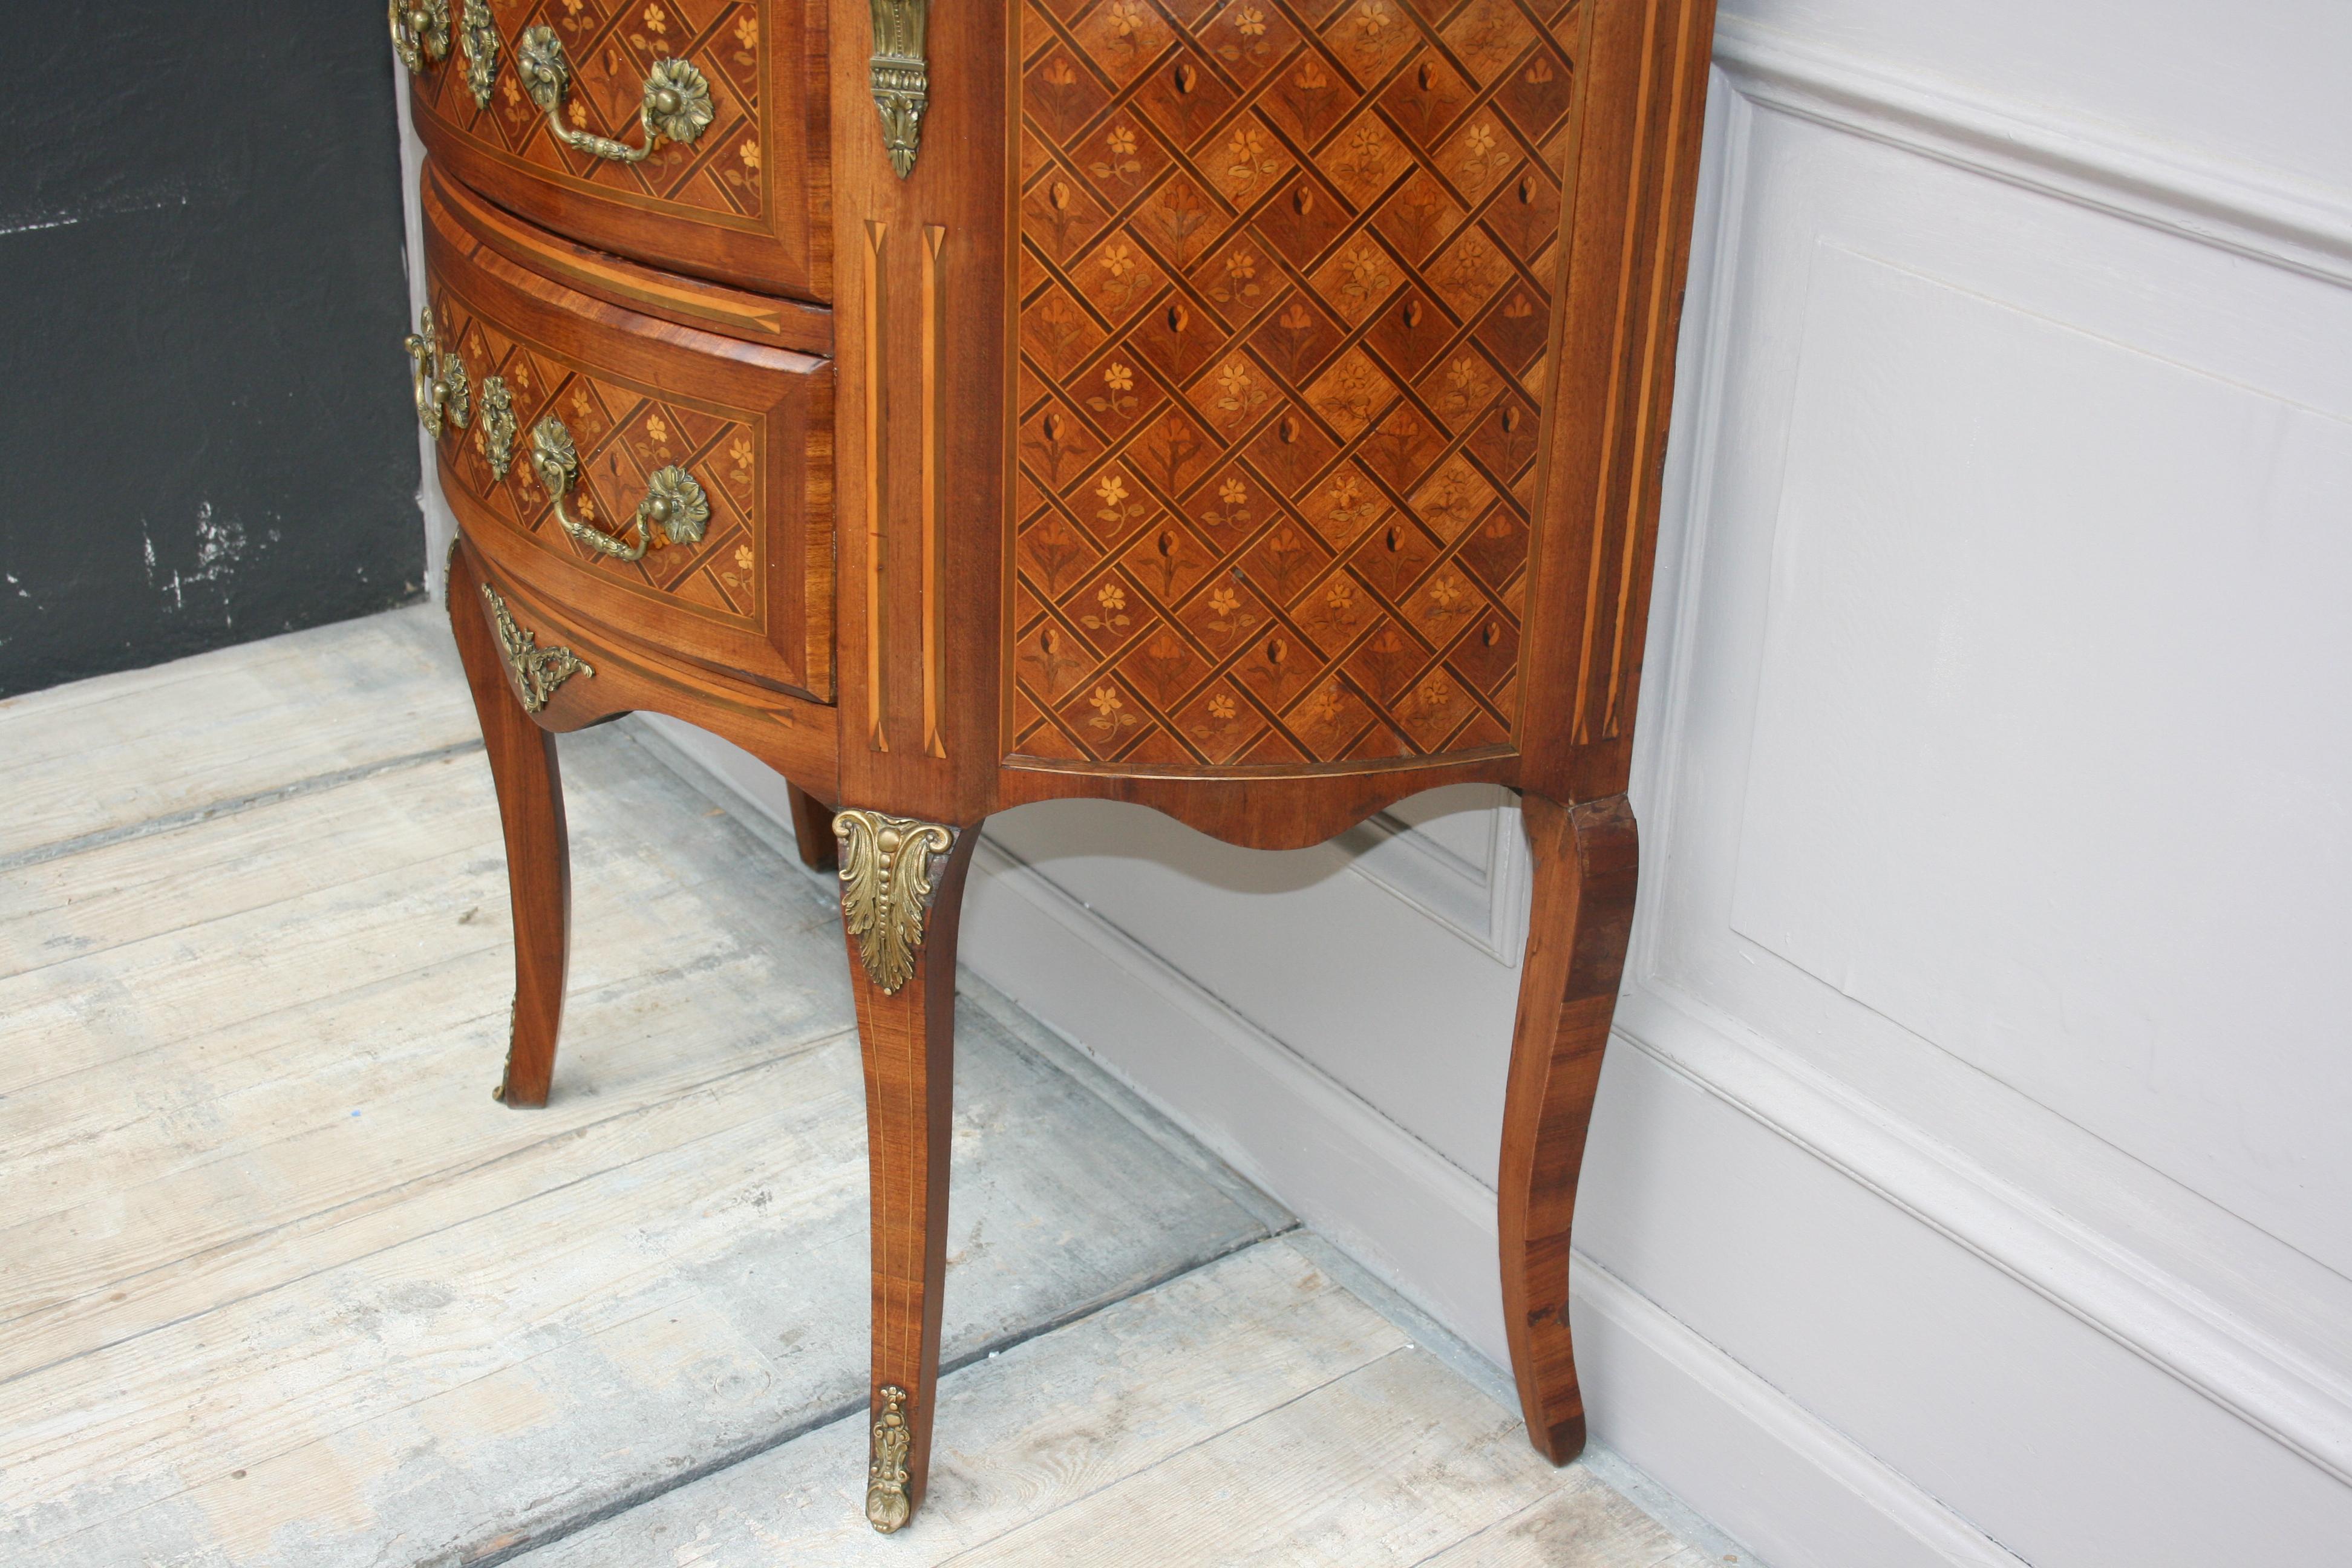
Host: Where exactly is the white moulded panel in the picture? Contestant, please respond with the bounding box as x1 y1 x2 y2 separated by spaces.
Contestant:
1728 243 2352 1279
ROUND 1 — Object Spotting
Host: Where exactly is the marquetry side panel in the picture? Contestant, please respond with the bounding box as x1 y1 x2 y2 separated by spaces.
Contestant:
1009 0 1579 769
429 281 774 630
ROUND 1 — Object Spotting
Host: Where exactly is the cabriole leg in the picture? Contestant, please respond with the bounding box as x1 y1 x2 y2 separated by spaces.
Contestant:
831 808 979 1534
447 547 572 1110
1498 792 1639 1463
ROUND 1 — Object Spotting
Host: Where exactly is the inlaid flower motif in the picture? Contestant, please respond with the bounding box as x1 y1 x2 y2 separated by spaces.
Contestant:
1214 361 1255 407
1429 571 1465 609
568 99 590 128
735 544 754 572
739 139 760 172
1105 1 1150 40
1086 684 1134 733
1104 362 1135 392
646 414 668 444
1223 125 1281 194
1209 586 1241 616
1325 577 1357 610
1336 242 1394 304
643 3 667 34
1100 243 1136 278
736 14 758 49
1219 477 1248 507
1108 125 1137 156
1235 7 1267 37
1352 1 1395 39
1097 580 1128 612
1208 693 1237 720
1096 474 1129 509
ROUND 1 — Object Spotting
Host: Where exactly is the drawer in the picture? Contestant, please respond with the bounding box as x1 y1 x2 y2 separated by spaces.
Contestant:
400 0 828 301
420 164 835 701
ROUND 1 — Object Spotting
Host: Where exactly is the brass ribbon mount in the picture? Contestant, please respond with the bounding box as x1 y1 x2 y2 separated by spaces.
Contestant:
480 584 593 714
528 415 710 563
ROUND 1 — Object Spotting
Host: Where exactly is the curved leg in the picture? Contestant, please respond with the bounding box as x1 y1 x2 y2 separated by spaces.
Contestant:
831 809 979 1534
448 547 572 1110
1498 792 1639 1463
787 783 839 871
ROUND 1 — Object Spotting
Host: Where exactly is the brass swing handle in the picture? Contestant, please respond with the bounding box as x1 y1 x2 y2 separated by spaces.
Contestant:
405 306 471 439
529 415 710 563
515 27 714 165
391 0 499 110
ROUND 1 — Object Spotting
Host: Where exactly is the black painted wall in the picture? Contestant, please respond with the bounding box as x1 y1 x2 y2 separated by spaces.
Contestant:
0 4 421 699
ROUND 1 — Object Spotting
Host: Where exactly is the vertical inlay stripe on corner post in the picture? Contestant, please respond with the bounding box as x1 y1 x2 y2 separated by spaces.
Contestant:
1602 0 1707 741
922 223 948 759
865 217 892 752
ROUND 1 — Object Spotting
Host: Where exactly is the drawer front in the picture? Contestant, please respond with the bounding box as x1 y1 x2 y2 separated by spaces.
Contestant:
404 0 828 301
1007 0 1573 769
421 167 835 701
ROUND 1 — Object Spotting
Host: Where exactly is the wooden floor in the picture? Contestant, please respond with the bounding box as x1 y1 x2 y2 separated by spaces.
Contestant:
0 608 1723 1567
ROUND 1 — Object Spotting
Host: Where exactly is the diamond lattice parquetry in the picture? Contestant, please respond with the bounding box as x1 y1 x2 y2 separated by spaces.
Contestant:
1013 0 1578 767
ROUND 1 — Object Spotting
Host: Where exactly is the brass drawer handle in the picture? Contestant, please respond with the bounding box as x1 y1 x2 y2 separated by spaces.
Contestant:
392 0 498 109
405 305 471 438
515 27 713 165
388 0 449 75
529 415 710 563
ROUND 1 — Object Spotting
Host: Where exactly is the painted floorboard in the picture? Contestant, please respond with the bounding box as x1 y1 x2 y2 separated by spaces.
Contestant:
0 614 1273 1566
4 609 1717 1567
510 1238 1708 1568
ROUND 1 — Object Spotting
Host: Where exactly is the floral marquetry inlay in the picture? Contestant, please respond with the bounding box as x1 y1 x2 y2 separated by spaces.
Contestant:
428 284 766 623
1012 0 1576 768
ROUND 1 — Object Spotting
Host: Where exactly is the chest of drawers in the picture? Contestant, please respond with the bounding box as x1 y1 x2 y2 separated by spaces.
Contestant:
399 0 1715 1534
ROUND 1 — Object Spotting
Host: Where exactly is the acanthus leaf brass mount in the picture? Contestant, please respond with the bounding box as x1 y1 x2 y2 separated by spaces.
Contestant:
867 0 930 179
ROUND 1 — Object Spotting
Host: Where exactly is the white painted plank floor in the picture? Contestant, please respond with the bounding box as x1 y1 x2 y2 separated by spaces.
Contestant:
0 607 1739 1567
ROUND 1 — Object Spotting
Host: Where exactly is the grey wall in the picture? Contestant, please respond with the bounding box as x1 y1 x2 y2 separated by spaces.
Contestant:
0 2 421 699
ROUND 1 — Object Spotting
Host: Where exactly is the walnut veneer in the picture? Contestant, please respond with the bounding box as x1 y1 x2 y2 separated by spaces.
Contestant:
401 0 1715 1534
